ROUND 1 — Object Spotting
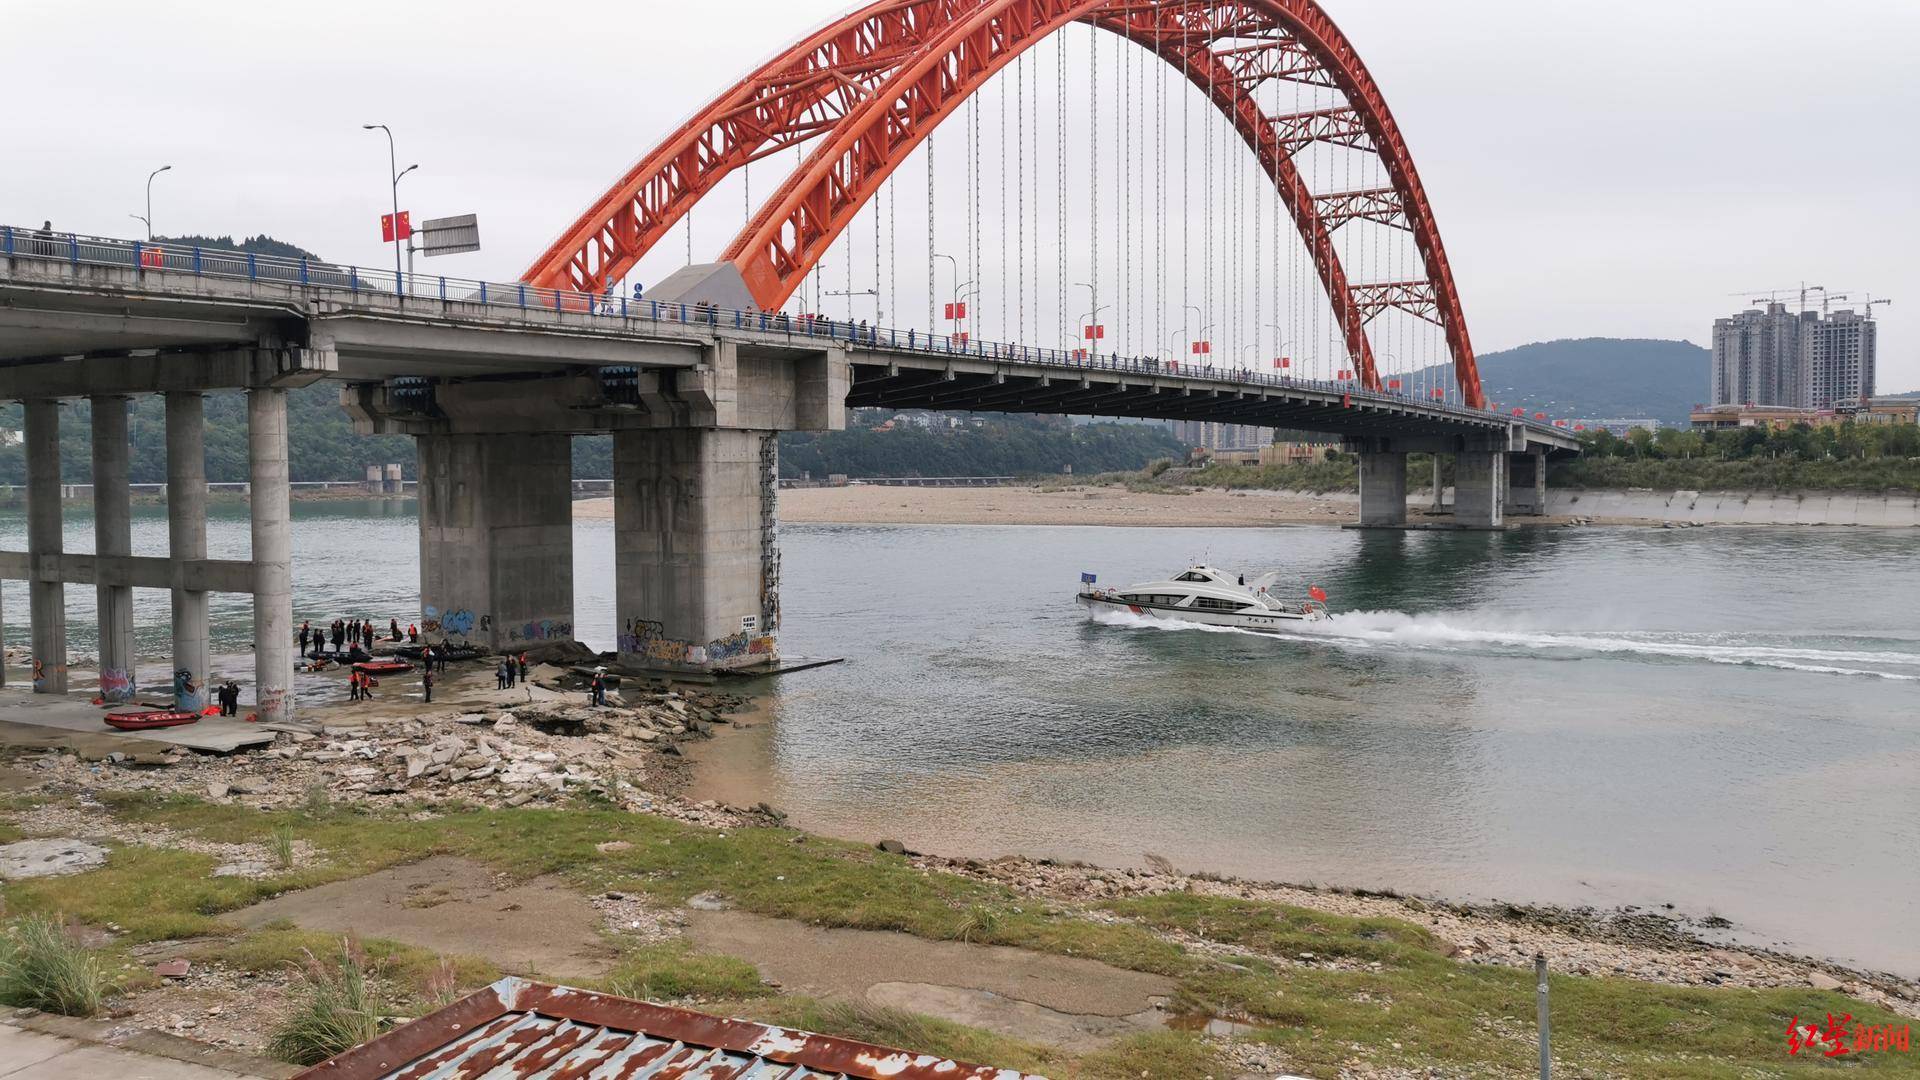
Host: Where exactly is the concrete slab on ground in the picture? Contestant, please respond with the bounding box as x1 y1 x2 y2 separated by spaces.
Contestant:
0 1017 292 1079
0 694 273 753
685 909 1175 1051
228 856 619 978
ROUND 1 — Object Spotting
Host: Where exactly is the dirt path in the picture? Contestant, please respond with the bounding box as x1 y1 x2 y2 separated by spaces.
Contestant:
685 909 1174 1051
230 857 620 979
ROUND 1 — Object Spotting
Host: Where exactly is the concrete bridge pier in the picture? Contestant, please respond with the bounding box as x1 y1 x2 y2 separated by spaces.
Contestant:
417 432 575 653
90 395 136 702
1357 451 1409 527
248 389 294 724
166 392 211 712
1455 450 1509 529
1507 450 1547 516
612 428 779 672
24 400 66 693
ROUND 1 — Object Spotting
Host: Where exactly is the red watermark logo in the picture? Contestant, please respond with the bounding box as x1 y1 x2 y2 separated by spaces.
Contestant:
1787 1014 1910 1057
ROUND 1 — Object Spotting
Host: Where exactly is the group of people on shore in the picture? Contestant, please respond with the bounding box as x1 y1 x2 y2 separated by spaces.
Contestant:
495 654 529 690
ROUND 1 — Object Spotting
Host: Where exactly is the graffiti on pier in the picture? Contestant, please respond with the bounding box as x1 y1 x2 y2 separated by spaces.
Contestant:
507 618 573 643
422 604 484 638
619 618 773 667
706 632 776 662
173 668 204 710
258 687 289 723
98 667 133 703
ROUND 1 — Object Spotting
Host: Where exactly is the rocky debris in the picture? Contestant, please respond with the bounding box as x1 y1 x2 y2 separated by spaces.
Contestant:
153 959 191 979
875 838 909 856
912 852 1920 1015
0 837 108 878
686 891 732 912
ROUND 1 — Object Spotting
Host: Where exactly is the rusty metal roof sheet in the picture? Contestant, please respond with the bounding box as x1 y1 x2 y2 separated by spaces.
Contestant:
296 976 1043 1080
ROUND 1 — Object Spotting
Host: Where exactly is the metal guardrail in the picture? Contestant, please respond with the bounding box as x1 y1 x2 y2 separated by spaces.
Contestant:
1 223 1572 437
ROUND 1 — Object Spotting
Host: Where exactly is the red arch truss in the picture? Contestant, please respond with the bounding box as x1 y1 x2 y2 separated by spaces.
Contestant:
524 0 1485 408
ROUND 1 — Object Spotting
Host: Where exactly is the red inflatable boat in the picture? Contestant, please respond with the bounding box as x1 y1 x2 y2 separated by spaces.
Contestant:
352 660 412 675
105 709 201 731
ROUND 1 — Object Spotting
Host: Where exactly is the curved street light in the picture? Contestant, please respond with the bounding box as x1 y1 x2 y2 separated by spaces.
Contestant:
134 165 172 241
362 124 418 293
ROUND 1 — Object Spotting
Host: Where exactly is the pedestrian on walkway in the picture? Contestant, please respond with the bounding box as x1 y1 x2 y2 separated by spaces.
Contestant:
495 660 508 690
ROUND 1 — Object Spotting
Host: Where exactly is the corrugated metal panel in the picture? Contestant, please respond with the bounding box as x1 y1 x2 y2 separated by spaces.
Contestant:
297 977 1040 1080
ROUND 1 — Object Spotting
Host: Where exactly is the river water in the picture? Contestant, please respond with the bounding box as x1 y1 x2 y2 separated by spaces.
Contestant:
2 501 1915 974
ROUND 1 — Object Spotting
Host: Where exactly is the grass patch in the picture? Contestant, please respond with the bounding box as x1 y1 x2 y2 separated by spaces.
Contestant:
218 922 498 1009
601 942 765 1003
31 793 1916 1078
0 915 106 1016
266 937 385 1066
270 824 295 869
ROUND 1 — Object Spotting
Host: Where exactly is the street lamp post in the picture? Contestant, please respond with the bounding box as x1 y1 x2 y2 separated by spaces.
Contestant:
932 253 960 331
137 165 172 241
362 124 418 295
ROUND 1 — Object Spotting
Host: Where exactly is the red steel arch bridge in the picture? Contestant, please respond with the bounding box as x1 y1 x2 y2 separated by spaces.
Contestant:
525 0 1483 410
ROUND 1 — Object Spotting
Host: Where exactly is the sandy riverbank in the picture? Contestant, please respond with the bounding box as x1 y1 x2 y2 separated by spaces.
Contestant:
575 485 1622 528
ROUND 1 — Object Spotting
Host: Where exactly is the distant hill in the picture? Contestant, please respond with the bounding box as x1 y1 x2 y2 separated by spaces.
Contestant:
154 233 323 261
1417 338 1709 425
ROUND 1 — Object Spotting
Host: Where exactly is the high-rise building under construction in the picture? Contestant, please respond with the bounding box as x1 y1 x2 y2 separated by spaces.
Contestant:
1711 303 1877 409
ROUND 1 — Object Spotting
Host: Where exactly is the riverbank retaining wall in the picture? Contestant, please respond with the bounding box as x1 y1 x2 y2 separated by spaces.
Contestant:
1548 489 1920 526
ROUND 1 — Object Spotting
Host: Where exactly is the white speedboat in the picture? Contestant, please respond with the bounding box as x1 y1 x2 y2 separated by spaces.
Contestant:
1077 565 1330 631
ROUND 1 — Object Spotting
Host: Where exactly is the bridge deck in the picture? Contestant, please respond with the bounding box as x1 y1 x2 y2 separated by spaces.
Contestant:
0 225 1578 451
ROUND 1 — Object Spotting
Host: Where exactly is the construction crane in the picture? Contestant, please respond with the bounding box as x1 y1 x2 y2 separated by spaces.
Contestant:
1731 283 1829 311
1860 294 1892 319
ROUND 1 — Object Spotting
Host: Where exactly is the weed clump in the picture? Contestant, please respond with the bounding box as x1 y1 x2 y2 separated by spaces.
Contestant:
0 915 106 1017
267 937 386 1065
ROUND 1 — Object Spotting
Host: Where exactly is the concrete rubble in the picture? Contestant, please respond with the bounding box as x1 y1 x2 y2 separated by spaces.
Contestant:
11 684 763 829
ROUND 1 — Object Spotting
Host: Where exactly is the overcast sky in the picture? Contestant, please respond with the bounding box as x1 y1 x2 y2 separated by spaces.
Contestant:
7 0 1915 391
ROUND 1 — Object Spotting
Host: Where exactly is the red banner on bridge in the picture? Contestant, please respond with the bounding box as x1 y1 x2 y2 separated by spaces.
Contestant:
380 211 413 242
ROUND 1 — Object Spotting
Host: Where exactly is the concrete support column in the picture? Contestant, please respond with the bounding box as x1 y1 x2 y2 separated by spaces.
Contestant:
166 393 210 711
90 395 136 701
417 432 574 652
1431 455 1445 511
613 428 778 671
1455 450 1509 529
1508 450 1547 516
1357 451 1409 528
23 400 67 694
249 389 294 724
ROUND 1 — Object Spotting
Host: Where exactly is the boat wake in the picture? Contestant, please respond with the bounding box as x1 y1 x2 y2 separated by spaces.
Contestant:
1087 606 1920 680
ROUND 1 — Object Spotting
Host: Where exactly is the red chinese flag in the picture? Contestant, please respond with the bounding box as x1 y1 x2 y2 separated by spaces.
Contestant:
1168 359 1180 370
954 301 966 320
950 331 969 345
380 213 395 242
395 210 412 240
1309 585 1328 603
1574 424 1586 431
1275 357 1290 369
942 302 954 320
1430 388 1444 399
1387 378 1402 389
1511 407 1525 416
1554 419 1568 428
1072 348 1088 359
1342 392 1351 407
1534 411 1547 420
1084 325 1105 340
